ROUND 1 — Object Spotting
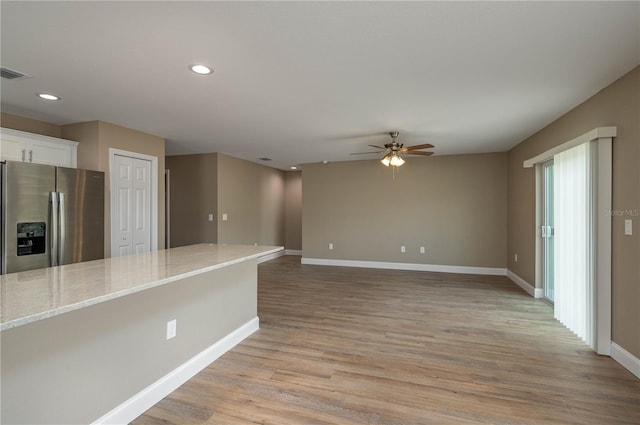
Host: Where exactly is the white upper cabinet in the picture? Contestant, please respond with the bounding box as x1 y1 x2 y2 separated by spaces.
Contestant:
0 127 78 168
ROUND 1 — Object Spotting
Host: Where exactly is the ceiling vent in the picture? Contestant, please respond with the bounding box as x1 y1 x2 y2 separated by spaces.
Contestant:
258 157 272 162
1 67 30 80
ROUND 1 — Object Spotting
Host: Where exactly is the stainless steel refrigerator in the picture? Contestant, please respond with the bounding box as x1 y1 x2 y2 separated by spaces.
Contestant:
1 160 105 274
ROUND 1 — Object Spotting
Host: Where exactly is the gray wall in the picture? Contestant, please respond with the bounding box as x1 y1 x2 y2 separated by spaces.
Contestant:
302 153 507 267
217 153 285 247
165 153 219 247
165 153 288 248
0 112 62 138
284 171 302 251
1 261 257 424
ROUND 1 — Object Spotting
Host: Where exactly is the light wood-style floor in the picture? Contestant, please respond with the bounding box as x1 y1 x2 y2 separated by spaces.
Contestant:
134 256 640 424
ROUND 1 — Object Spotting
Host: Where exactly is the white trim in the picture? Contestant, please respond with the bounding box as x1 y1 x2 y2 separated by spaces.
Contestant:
611 342 640 380
595 138 612 355
506 270 543 298
109 148 159 256
92 317 259 425
523 126 616 168
285 249 302 256
534 163 544 291
165 169 171 248
256 249 286 264
301 258 506 276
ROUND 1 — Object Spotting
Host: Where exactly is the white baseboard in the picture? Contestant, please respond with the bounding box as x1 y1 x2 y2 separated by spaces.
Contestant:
285 249 302 256
257 250 286 264
506 270 543 298
611 342 640 379
301 257 506 276
93 317 260 425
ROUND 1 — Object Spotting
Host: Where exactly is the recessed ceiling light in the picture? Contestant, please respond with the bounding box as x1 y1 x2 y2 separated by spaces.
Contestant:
37 93 60 101
290 166 297 170
189 64 213 75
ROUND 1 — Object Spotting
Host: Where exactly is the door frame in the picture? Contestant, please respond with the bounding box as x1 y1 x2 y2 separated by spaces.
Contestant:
165 168 170 249
108 148 158 257
541 159 554 304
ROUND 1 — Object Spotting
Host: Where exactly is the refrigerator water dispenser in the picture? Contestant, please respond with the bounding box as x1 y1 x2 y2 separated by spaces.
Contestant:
17 222 46 256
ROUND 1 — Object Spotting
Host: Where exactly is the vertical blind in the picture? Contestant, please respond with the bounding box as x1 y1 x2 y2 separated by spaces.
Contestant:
553 142 594 347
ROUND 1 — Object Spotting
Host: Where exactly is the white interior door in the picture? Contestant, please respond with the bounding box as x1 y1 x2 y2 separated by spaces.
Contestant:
112 154 152 257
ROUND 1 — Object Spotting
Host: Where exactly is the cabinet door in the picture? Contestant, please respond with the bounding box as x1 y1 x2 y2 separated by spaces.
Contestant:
29 139 74 167
0 136 27 162
0 128 78 167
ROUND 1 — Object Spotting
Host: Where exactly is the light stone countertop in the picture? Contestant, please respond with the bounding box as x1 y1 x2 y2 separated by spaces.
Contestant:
0 243 283 331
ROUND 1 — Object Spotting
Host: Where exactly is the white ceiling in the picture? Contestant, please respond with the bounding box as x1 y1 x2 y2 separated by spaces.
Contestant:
1 2 639 170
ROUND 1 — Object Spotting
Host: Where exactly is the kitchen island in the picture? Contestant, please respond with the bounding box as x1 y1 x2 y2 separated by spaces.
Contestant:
1 243 283 425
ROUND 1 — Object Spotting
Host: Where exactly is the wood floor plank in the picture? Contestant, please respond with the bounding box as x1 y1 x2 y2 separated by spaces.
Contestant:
133 256 640 424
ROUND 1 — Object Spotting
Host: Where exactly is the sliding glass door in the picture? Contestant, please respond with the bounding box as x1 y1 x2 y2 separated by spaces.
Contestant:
529 129 613 354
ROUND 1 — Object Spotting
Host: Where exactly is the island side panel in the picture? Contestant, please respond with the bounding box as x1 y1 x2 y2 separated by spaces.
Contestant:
1 259 257 425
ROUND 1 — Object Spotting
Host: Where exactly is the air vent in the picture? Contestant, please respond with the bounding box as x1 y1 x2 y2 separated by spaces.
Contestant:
258 157 272 162
1 67 30 80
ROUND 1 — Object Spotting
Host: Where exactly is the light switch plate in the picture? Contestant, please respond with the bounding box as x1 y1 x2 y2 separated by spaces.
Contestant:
222 213 228 221
624 219 632 235
166 319 177 340
208 213 214 221
328 243 333 250
400 246 406 253
420 246 425 254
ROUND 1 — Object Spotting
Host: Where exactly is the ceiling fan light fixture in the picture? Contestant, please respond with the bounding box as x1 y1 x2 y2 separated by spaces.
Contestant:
381 154 391 167
389 153 405 167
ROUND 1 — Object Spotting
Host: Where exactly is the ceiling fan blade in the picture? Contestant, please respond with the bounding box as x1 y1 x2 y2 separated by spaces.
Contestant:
404 143 434 150
405 151 434 156
349 151 384 155
368 144 387 150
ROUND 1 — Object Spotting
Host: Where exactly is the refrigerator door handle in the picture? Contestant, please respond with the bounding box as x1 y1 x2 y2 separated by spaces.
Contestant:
59 192 65 265
50 192 58 267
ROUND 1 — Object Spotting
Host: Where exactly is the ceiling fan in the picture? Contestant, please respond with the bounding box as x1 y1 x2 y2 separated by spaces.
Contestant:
350 132 434 167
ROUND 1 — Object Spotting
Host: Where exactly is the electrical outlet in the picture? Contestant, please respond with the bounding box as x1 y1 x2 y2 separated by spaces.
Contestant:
420 246 425 254
208 213 214 221
328 243 333 250
400 246 406 253
166 319 177 340
625 219 633 235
